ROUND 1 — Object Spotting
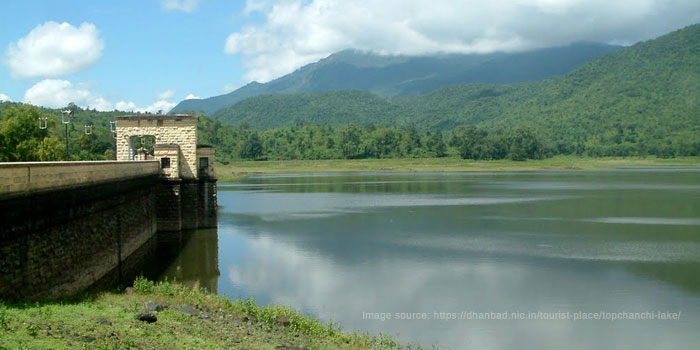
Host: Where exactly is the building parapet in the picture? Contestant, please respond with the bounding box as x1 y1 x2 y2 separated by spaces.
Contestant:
0 161 159 200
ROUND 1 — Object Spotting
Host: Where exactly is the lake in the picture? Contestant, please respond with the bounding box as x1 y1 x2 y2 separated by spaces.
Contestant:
158 168 700 349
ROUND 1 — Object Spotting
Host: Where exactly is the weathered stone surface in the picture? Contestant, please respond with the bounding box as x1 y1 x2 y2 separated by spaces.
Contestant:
115 116 198 179
0 176 158 300
178 304 198 316
135 312 158 323
145 301 167 312
275 316 291 327
78 335 96 342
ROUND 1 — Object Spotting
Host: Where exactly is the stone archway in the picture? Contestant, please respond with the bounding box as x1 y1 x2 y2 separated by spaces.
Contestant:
115 115 198 179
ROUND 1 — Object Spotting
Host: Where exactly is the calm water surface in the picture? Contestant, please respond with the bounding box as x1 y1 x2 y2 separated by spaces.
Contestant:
159 168 700 350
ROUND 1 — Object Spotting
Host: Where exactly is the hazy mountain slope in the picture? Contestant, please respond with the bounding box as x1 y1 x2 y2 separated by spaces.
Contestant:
211 24 700 153
171 43 621 115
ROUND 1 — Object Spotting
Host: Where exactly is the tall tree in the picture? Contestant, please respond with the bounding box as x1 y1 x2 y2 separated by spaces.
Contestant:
0 105 64 161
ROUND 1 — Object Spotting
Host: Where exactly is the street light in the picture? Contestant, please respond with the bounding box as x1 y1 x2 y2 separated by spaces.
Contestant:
38 117 47 130
61 109 72 159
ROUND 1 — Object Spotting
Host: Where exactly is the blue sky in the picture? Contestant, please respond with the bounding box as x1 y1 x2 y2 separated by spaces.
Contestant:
0 0 251 111
1 0 699 112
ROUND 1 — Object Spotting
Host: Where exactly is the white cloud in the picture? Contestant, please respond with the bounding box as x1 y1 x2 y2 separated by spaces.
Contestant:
0 93 11 102
157 89 176 100
115 101 137 111
23 80 178 113
184 93 201 100
23 79 113 111
91 97 113 112
162 0 201 12
5 21 104 79
140 99 177 114
227 0 700 82
115 97 177 114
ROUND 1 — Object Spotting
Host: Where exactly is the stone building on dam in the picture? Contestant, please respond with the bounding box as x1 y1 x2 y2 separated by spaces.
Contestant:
114 114 218 231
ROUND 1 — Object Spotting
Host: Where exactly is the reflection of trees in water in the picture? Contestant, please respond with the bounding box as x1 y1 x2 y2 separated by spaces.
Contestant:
624 262 700 297
152 229 220 294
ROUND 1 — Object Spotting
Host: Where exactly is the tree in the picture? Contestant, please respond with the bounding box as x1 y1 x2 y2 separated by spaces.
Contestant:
426 131 447 157
239 132 263 160
340 124 362 159
401 123 422 155
0 105 64 161
457 126 489 160
509 127 543 161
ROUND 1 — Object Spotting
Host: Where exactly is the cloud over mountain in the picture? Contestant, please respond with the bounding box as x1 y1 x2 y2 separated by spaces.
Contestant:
226 0 700 82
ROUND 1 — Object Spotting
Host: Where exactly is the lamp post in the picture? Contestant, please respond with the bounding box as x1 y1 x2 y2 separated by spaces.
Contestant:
61 109 72 159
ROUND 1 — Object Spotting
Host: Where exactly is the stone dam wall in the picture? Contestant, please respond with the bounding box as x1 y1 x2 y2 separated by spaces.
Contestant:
0 161 217 300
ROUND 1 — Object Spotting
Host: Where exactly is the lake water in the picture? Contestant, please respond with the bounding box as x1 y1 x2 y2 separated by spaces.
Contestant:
158 168 700 350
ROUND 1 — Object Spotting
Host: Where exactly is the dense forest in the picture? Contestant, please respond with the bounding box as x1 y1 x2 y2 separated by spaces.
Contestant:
198 117 544 162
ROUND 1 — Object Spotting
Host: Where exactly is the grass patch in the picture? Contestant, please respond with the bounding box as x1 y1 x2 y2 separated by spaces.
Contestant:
216 156 700 181
0 277 423 350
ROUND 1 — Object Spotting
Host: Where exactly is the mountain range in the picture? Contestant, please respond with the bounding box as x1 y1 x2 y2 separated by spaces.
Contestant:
170 43 622 115
203 23 700 156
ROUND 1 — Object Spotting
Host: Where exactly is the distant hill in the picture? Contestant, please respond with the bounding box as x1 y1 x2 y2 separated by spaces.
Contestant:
211 23 700 155
170 43 621 115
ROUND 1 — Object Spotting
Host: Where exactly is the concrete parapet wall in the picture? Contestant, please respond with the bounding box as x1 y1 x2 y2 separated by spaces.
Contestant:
0 161 159 200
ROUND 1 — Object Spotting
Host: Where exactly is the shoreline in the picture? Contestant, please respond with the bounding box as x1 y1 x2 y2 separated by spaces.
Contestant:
0 278 400 350
215 156 700 181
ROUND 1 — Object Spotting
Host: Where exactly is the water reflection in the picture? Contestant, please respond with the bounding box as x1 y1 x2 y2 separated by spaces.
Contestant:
156 229 220 293
160 169 700 349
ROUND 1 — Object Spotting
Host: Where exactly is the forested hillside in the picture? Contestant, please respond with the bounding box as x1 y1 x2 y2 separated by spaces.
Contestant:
211 23 700 157
171 43 620 115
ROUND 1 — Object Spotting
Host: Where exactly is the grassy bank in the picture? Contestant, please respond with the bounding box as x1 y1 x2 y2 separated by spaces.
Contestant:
0 278 408 350
216 156 700 181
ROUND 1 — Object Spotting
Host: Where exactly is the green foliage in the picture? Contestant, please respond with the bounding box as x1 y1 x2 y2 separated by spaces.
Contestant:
341 124 363 159
0 102 132 162
509 127 544 161
425 131 447 157
194 116 545 161
239 132 264 160
0 105 64 161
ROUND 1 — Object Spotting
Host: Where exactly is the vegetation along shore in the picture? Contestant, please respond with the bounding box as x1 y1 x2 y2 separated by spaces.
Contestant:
0 278 411 350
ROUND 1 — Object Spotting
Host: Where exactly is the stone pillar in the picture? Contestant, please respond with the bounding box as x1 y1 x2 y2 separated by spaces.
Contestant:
180 181 200 230
156 181 182 232
198 179 218 228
